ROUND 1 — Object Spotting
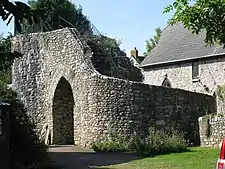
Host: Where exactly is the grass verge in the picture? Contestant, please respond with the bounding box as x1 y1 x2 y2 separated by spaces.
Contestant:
96 147 219 169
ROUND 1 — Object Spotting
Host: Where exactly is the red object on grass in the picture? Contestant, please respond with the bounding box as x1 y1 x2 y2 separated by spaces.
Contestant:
220 139 225 159
217 139 225 169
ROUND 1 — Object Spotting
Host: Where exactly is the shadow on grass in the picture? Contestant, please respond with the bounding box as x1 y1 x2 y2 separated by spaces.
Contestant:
49 148 141 169
48 146 194 169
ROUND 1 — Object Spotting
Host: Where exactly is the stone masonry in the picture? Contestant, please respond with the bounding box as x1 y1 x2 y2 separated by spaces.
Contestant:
143 57 225 113
143 57 225 96
198 115 225 147
12 28 216 147
142 55 225 147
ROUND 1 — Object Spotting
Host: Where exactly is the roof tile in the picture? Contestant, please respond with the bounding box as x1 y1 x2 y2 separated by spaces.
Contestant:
140 23 225 67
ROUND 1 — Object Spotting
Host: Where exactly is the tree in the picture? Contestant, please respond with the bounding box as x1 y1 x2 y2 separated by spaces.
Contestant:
1 0 40 32
0 34 22 83
143 27 162 56
164 0 225 47
21 0 92 35
87 35 144 82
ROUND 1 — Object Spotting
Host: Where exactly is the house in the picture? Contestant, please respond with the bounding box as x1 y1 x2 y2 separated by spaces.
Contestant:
140 23 225 113
128 47 145 67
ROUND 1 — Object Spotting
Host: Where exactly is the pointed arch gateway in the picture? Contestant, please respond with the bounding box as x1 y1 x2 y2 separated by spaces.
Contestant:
52 76 75 145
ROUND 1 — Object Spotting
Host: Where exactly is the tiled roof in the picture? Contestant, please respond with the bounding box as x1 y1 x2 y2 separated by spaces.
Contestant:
140 23 225 68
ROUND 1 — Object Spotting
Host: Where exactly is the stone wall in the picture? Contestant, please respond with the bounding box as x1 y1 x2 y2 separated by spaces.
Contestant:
199 115 225 147
12 28 216 148
142 58 225 95
85 80 216 146
142 57 225 114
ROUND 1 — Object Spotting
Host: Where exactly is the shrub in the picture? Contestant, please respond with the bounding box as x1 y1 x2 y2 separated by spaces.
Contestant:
92 127 187 156
141 127 187 156
0 82 50 169
92 141 127 153
87 35 144 82
92 131 129 152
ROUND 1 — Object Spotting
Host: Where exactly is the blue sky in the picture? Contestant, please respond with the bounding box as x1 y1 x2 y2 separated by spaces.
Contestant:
0 0 174 55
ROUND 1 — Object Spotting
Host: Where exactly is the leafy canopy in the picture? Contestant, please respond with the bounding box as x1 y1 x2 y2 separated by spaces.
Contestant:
144 27 162 56
0 0 40 32
164 0 225 47
21 0 92 35
0 34 22 84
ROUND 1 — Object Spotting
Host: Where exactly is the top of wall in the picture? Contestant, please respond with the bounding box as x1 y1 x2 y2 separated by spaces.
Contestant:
11 27 215 100
12 27 91 56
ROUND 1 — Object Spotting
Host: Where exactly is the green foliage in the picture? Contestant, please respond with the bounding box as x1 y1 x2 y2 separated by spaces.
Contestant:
92 127 130 153
87 35 144 82
130 127 187 156
87 35 124 55
0 82 49 169
92 127 187 156
0 34 21 84
1 0 40 33
0 70 12 84
0 81 17 101
0 34 18 70
21 0 92 35
92 130 129 153
92 140 128 153
144 27 162 56
164 0 225 47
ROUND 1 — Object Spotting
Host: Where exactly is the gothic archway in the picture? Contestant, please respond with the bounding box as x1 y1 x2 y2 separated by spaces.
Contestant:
162 78 172 88
52 77 74 145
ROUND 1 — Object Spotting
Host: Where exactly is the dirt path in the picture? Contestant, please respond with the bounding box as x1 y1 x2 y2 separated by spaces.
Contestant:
48 146 140 169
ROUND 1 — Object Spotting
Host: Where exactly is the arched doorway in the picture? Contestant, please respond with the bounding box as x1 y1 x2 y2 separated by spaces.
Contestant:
52 77 74 145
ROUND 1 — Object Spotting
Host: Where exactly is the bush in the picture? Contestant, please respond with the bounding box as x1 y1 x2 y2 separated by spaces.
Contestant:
92 131 129 152
87 35 144 82
0 82 50 169
92 127 187 156
92 141 127 153
142 128 187 155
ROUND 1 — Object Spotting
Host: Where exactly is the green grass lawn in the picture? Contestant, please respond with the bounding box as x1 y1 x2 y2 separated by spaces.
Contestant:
98 147 220 169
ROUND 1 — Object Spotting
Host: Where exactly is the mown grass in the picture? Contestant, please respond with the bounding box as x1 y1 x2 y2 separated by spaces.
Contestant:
97 147 219 169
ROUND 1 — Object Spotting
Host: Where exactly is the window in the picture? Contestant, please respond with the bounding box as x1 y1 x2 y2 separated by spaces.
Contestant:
162 78 172 88
192 62 199 79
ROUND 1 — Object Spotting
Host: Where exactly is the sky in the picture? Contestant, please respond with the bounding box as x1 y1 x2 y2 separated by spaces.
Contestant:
0 0 175 55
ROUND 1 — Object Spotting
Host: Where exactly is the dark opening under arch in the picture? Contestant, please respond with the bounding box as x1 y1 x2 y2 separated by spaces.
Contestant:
52 77 74 145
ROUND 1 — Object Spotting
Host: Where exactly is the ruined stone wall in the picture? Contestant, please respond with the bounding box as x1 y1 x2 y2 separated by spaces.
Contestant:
12 28 216 148
142 57 225 114
199 115 225 147
84 79 216 146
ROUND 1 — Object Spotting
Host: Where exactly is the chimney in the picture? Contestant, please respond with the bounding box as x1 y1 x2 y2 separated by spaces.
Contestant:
130 47 138 57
